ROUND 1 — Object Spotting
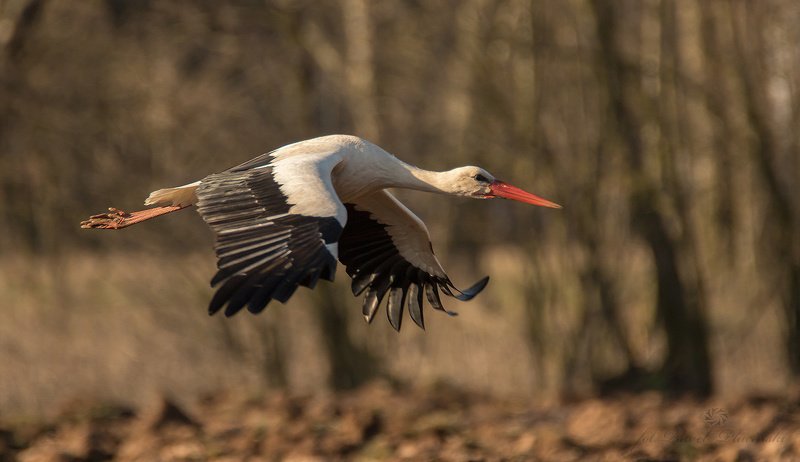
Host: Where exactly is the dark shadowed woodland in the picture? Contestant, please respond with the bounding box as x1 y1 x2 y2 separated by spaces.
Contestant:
1 0 800 460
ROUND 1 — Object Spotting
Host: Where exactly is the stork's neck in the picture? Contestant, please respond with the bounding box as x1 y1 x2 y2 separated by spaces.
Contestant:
404 166 454 193
336 142 455 199
382 158 453 194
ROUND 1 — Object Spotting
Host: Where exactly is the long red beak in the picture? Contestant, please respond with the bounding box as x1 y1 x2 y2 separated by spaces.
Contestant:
489 181 562 208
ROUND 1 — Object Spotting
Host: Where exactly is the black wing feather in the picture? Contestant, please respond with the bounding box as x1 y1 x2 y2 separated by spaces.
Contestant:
196 167 342 316
406 283 425 329
339 203 488 331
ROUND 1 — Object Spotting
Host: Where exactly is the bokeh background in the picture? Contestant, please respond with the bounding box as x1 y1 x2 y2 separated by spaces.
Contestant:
1 0 799 434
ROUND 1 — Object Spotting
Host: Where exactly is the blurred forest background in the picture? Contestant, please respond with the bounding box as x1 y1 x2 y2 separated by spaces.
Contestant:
1 0 799 418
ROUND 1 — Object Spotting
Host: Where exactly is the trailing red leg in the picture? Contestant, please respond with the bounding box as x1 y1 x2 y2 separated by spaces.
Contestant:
80 205 187 230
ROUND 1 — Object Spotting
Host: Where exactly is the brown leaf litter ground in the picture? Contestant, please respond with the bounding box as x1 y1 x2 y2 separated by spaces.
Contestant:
3 381 800 461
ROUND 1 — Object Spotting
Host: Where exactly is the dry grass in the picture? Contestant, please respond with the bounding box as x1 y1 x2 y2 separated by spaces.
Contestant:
0 250 538 417
1 247 791 419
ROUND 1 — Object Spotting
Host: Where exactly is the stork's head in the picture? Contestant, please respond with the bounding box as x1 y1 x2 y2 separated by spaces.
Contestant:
444 166 562 208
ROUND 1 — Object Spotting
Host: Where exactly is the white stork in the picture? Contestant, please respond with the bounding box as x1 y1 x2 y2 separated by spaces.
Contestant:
81 135 560 331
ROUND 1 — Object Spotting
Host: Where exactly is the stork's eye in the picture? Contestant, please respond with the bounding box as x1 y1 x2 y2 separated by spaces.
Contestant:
475 174 490 183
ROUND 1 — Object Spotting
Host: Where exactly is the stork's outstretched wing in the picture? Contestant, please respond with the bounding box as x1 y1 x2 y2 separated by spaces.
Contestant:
196 152 346 316
338 190 489 331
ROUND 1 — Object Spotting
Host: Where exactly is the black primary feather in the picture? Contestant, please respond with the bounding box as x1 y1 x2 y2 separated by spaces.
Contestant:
338 203 488 331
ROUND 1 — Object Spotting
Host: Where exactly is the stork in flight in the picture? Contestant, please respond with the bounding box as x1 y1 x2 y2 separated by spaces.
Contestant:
81 135 560 331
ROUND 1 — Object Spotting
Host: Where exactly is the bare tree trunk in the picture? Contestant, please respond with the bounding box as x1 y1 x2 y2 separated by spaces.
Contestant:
3 0 47 60
731 2 800 376
0 0 47 251
343 0 380 141
437 0 486 158
699 2 738 261
589 0 712 395
658 0 714 394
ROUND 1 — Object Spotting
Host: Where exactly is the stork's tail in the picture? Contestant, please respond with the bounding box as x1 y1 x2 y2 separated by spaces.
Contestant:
144 181 201 207
80 205 186 230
